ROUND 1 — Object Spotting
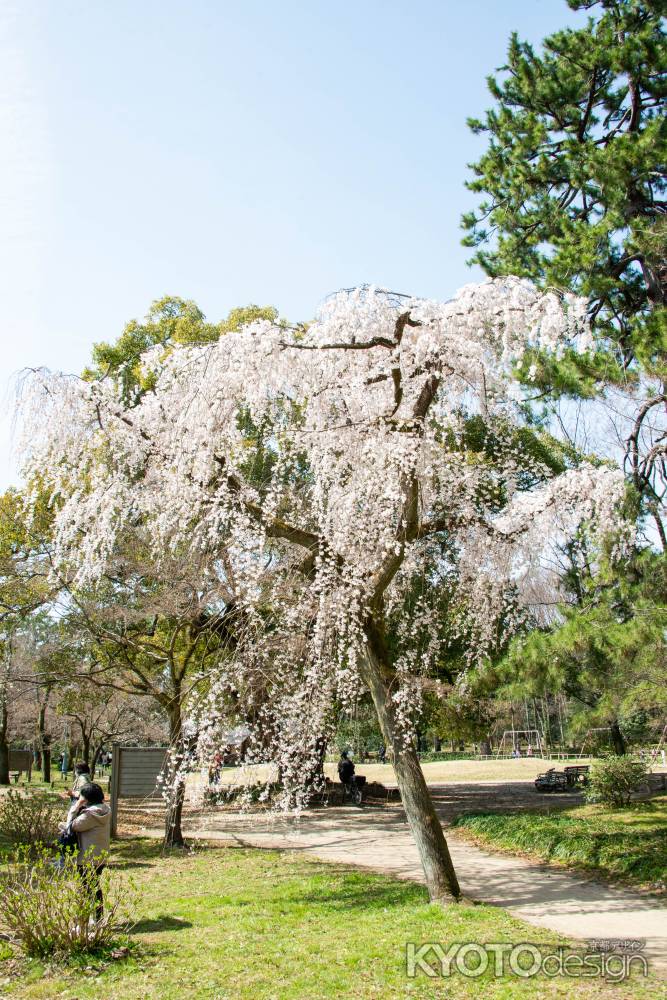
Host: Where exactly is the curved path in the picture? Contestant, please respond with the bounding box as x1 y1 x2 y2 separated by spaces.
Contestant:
138 781 667 973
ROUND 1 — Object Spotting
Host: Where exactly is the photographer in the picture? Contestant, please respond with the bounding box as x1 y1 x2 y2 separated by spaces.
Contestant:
60 782 111 920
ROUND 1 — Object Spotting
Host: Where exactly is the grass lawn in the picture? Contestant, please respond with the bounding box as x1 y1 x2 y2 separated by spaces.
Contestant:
453 797 667 889
0 840 660 1000
0 773 110 796
203 757 595 790
324 758 593 786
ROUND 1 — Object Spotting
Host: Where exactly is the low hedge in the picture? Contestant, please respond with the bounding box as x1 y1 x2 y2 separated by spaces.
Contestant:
453 800 667 888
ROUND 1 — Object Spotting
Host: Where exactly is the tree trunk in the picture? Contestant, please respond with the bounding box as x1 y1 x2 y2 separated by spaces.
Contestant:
38 700 51 782
164 701 186 847
361 628 460 903
0 696 9 786
42 734 51 784
90 743 102 780
610 719 627 756
81 732 91 770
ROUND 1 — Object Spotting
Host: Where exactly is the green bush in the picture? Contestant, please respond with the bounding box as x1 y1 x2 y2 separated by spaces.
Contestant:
0 847 131 958
586 755 649 808
0 790 61 850
453 801 667 886
204 780 281 805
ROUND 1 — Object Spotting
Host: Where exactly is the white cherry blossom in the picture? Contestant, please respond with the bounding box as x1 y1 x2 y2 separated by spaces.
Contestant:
19 277 625 902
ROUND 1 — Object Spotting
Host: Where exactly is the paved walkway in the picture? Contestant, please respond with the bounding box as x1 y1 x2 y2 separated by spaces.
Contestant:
141 785 667 972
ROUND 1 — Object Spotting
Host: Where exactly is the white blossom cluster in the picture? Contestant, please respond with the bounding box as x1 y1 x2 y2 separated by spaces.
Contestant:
20 277 624 800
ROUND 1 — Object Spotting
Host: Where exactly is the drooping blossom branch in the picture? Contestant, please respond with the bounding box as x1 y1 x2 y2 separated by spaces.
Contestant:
19 277 626 811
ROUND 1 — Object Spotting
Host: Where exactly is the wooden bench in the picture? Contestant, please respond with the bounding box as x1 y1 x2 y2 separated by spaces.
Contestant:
564 765 590 787
534 769 568 792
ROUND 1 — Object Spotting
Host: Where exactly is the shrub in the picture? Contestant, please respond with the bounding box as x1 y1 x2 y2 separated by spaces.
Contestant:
0 847 131 958
204 780 282 805
586 755 649 808
0 790 61 850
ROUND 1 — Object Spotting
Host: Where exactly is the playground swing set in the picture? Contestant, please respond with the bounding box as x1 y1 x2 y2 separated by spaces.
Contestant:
494 729 545 758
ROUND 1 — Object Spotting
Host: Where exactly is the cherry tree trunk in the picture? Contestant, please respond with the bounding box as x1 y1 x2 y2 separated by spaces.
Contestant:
165 774 186 847
164 702 186 847
361 630 460 903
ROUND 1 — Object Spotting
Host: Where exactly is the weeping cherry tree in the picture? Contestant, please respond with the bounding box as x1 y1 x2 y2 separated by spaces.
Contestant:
22 278 627 902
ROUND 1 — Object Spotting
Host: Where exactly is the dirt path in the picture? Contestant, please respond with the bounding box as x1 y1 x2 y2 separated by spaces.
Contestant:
137 783 667 973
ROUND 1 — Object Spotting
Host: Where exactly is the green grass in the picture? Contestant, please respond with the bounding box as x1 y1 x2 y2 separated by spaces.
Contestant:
453 797 667 889
0 839 659 999
0 774 110 801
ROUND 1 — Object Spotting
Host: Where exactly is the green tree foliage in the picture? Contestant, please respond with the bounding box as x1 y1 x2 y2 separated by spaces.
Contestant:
462 0 666 376
493 547 667 753
420 687 497 750
0 489 52 622
462 0 667 745
0 489 55 783
82 296 278 403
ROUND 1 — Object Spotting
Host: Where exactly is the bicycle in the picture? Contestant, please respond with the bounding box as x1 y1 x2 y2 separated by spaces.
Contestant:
342 775 366 805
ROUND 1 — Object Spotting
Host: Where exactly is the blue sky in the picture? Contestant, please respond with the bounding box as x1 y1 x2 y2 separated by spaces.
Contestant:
0 0 586 487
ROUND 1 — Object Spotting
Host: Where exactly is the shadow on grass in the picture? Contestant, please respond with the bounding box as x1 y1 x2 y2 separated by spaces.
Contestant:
130 915 193 934
293 875 429 911
111 839 185 865
112 860 157 870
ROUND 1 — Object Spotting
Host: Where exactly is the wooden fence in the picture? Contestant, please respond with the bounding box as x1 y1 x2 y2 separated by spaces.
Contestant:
109 745 168 837
9 749 32 780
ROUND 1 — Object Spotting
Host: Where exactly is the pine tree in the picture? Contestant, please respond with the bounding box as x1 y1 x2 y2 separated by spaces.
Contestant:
463 1 667 744
462 0 666 376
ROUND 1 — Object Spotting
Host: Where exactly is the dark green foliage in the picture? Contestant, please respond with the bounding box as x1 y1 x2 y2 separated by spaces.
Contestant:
491 547 667 747
420 689 498 748
463 0 666 377
453 797 667 885
462 1 667 730
335 704 384 757
619 707 653 743
203 781 282 805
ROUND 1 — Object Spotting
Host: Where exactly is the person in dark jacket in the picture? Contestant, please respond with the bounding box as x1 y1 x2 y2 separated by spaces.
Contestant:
337 751 355 785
